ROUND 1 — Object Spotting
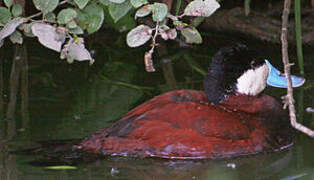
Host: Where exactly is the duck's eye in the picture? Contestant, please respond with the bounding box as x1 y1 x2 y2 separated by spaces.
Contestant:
250 60 257 67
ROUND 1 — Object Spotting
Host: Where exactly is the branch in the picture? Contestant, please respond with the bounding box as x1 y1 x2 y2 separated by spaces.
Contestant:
144 22 159 72
281 0 314 137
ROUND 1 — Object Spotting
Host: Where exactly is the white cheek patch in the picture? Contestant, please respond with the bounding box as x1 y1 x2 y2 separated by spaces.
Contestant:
236 64 269 96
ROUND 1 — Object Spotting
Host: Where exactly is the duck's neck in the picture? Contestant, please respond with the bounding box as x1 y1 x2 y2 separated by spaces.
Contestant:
204 65 237 104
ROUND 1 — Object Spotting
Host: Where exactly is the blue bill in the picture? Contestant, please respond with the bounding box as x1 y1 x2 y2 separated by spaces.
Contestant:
265 60 305 88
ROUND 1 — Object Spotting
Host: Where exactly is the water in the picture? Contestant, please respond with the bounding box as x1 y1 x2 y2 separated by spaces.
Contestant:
0 31 313 180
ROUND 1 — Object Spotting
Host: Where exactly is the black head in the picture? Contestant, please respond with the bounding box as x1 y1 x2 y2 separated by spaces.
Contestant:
204 44 267 104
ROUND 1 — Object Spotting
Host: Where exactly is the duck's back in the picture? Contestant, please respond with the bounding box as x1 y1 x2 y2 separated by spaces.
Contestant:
78 90 292 159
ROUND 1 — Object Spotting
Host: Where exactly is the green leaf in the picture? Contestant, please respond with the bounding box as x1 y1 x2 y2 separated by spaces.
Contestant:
0 18 24 42
31 23 64 52
112 13 136 32
130 0 148 8
32 0 59 14
184 0 220 17
84 4 104 34
75 10 87 29
12 4 23 17
9 30 23 44
103 5 135 32
86 15 103 34
99 0 110 6
109 0 132 23
19 23 35 37
135 5 151 19
68 21 77 28
126 25 152 47
150 3 168 22
180 26 202 44
0 7 11 25
75 3 104 34
109 0 125 3
4 0 13 8
74 0 89 9
69 26 84 34
45 12 56 21
61 38 94 64
57 8 77 24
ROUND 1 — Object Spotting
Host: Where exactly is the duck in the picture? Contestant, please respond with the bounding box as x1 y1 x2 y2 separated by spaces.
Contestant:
78 44 305 159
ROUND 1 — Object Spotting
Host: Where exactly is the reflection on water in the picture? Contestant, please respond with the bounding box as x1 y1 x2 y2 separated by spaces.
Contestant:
0 32 313 180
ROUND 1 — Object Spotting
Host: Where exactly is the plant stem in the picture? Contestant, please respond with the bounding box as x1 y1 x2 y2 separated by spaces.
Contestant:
294 0 304 75
184 54 206 76
26 12 42 20
144 22 159 72
281 0 314 137
244 0 251 16
151 21 159 53
101 77 154 91
175 0 182 16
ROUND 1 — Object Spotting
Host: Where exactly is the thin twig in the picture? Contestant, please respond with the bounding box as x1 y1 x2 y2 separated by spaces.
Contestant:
281 0 314 137
101 77 154 91
144 22 160 72
151 21 160 53
26 12 42 20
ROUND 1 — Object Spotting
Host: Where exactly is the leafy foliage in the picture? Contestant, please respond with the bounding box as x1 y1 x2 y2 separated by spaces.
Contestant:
180 26 202 44
12 4 23 17
184 0 220 17
127 25 152 47
31 23 64 52
32 0 59 14
150 3 168 22
76 3 104 34
57 8 77 25
4 0 14 8
0 7 11 25
135 5 151 19
0 18 24 47
9 30 23 44
108 0 132 23
74 0 89 9
131 0 148 8
60 38 94 64
0 0 221 67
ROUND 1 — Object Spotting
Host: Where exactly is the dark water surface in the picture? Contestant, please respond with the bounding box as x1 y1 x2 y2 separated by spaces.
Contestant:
0 31 313 180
